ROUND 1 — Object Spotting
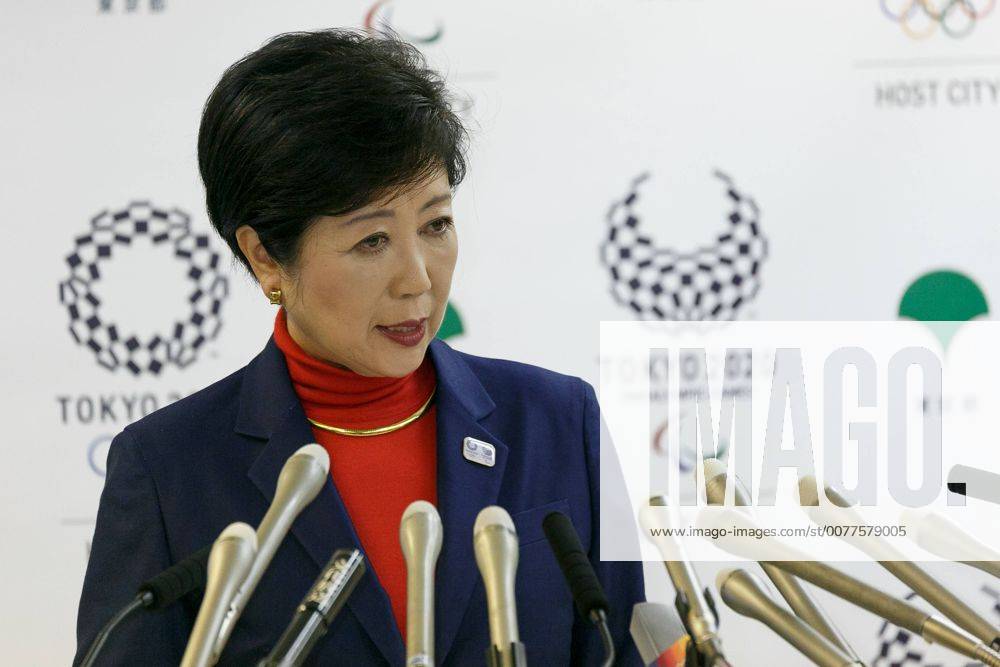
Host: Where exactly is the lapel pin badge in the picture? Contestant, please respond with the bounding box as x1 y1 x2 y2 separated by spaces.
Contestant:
463 436 496 467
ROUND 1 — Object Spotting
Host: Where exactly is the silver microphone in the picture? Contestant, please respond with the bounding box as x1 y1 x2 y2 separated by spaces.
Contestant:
716 569 862 667
702 459 859 662
400 500 443 667
948 464 1000 506
640 496 731 667
473 506 526 667
699 507 1000 666
212 444 330 660
766 559 1000 666
799 476 1000 650
900 507 1000 579
180 522 258 667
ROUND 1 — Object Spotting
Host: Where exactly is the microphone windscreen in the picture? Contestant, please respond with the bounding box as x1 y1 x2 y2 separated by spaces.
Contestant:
542 511 609 618
138 545 211 610
797 475 825 506
703 457 727 484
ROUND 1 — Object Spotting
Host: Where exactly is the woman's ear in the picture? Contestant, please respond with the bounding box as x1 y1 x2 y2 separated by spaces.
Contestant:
235 225 283 294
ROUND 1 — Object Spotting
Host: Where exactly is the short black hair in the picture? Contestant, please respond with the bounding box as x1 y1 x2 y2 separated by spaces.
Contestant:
197 28 469 275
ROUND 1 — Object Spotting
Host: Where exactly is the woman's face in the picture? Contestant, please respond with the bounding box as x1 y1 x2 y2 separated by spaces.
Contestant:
244 169 458 377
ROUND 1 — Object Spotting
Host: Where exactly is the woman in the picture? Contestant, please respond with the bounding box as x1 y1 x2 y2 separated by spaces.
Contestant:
75 28 645 665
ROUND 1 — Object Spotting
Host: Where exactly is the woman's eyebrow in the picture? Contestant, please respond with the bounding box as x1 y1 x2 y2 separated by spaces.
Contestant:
342 193 452 227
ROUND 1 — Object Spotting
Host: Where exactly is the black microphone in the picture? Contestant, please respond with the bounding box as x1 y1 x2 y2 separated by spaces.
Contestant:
258 549 366 667
138 545 211 610
542 511 615 667
78 546 212 667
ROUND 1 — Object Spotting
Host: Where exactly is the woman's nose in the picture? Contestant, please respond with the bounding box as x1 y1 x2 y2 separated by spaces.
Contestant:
393 247 433 298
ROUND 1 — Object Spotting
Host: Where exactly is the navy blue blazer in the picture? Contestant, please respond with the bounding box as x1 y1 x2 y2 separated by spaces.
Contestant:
74 335 645 665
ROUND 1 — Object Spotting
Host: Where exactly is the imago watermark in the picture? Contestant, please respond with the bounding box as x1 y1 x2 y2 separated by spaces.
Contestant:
598 320 1000 563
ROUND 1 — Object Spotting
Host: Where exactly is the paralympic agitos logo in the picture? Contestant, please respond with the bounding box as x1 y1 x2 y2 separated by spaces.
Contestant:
600 170 768 321
58 201 229 376
880 0 995 39
364 0 444 44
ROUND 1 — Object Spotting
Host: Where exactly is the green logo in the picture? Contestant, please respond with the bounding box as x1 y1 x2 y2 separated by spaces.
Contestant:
437 302 465 340
898 270 989 349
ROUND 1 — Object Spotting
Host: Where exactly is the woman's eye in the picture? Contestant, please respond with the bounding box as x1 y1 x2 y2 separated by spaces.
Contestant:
427 217 454 234
358 233 388 253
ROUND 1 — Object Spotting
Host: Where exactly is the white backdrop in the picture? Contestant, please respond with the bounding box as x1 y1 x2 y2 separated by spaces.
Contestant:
2 0 999 664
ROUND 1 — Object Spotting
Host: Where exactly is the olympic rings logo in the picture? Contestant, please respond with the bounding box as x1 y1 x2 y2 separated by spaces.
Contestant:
881 0 996 39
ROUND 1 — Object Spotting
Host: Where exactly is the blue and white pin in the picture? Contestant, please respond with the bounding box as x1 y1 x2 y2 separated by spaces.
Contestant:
462 436 496 467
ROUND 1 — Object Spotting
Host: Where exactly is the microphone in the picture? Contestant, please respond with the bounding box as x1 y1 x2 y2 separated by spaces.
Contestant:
799 476 1000 650
698 507 1000 665
79 546 212 667
948 464 1000 506
180 522 258 667
138 545 212 610
257 548 365 667
399 500 443 667
766 559 1000 666
702 459 859 662
629 602 692 667
900 507 1000 579
212 444 330 660
473 506 527 667
716 569 862 667
542 511 615 667
640 496 731 667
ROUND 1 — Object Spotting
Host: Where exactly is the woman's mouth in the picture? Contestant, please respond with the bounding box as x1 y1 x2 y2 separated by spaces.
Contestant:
376 318 427 347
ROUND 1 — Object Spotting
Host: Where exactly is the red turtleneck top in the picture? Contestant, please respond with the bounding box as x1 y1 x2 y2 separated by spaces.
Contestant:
272 308 438 639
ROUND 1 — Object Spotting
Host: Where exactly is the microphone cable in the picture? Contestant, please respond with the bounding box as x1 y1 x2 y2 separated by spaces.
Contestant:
79 544 211 667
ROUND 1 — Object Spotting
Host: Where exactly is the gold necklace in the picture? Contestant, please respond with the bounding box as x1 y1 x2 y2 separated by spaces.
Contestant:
306 387 436 437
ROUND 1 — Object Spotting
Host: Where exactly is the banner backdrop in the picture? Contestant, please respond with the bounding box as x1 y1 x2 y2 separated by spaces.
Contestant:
2 1 999 664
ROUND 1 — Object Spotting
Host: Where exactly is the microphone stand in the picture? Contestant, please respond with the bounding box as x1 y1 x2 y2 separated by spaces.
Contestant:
485 642 527 667
672 587 730 667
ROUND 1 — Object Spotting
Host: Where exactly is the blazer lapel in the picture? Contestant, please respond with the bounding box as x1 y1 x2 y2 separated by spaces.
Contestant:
426 339 509 665
237 338 404 666
235 336 509 666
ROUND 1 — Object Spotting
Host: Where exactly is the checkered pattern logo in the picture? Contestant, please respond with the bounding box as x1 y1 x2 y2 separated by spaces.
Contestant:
600 170 768 321
58 202 229 375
